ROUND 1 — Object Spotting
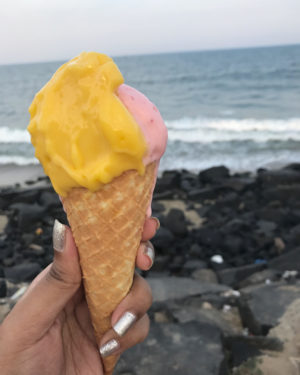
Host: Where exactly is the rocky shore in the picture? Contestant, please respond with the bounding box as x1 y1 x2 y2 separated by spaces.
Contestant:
1 164 300 374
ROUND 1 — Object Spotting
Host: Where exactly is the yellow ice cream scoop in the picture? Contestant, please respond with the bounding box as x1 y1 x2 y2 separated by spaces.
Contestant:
28 52 147 196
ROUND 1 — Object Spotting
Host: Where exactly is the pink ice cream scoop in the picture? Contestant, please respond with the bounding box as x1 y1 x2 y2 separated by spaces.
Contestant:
117 84 168 166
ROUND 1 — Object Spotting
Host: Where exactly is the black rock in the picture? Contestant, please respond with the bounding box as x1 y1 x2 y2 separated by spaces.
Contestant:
199 166 230 184
262 185 300 205
258 168 300 186
224 335 283 368
164 208 188 237
151 227 175 251
195 227 223 249
0 278 6 297
0 267 4 277
239 281 300 335
268 247 300 271
39 191 61 209
188 187 222 201
5 262 42 282
155 171 181 193
183 260 207 273
149 255 170 273
189 243 203 257
148 277 230 303
10 203 46 231
222 235 244 255
151 201 165 214
238 269 279 288
115 322 225 375
217 263 266 287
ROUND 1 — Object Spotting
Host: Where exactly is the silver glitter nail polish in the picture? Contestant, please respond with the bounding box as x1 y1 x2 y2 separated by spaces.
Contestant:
53 219 66 252
99 339 119 358
113 311 137 336
144 245 155 267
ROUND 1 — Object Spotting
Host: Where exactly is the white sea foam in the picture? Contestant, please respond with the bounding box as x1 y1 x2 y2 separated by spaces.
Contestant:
166 117 300 143
0 156 38 165
0 127 30 143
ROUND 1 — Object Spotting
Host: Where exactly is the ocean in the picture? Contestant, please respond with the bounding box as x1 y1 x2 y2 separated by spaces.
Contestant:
0 44 300 173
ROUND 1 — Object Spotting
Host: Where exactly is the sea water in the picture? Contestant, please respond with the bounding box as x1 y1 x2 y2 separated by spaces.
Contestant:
0 44 299 172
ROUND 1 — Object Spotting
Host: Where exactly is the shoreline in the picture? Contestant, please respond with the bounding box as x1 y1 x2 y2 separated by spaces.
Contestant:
0 160 297 189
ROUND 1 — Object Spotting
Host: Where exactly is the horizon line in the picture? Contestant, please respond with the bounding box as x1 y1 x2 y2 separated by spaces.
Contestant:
1 42 300 67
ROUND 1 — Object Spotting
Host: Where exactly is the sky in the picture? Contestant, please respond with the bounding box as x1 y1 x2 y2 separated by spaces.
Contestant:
1 0 300 65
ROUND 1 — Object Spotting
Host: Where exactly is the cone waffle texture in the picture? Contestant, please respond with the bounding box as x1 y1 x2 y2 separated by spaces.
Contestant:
62 162 156 375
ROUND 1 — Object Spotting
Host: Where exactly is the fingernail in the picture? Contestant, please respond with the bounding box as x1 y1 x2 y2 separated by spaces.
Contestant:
53 219 66 252
113 311 137 336
99 339 120 358
144 244 155 268
152 217 160 231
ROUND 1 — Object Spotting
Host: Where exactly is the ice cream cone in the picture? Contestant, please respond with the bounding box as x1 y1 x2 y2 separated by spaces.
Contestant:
61 162 157 375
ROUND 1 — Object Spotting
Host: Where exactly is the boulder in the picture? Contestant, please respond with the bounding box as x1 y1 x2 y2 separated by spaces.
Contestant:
115 322 225 375
5 262 42 282
239 281 300 335
199 166 230 183
268 247 300 272
9 203 46 231
217 263 266 287
148 277 230 303
164 208 188 237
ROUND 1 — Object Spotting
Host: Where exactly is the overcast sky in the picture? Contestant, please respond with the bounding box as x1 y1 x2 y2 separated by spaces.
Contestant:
1 0 300 65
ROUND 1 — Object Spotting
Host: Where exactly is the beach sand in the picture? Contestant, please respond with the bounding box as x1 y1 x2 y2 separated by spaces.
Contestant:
0 164 45 188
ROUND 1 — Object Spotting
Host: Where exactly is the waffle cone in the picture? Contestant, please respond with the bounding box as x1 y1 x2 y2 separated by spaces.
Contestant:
61 162 156 375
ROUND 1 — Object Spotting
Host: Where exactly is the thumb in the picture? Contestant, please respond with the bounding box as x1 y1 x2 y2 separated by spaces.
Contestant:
5 220 82 339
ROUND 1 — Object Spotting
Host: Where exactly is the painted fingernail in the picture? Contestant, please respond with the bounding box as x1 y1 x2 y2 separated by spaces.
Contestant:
152 217 160 231
53 219 66 252
113 311 137 336
99 339 120 358
144 244 155 268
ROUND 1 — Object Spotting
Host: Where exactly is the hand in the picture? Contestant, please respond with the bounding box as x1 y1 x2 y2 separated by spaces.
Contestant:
0 217 158 375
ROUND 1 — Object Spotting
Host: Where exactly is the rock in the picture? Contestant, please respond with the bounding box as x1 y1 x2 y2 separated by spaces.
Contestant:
39 191 61 209
189 243 203 257
238 269 279 288
115 322 225 375
239 281 300 335
170 303 243 336
183 260 207 272
258 168 300 186
256 220 277 234
155 171 181 193
234 300 300 374
10 203 46 231
0 215 8 234
286 223 300 245
5 262 42 282
151 201 165 214
269 247 300 272
28 243 45 256
0 278 7 297
262 185 300 205
192 269 218 283
148 277 230 303
148 255 170 273
164 208 188 237
199 166 230 183
151 227 174 251
217 263 266 287
188 187 223 201
222 177 255 192
226 335 283 368
274 237 285 253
